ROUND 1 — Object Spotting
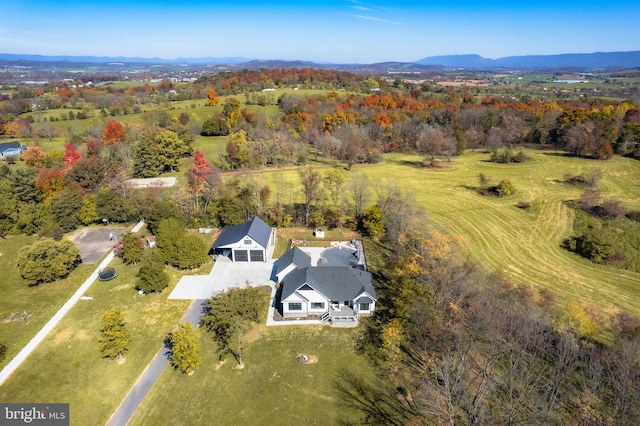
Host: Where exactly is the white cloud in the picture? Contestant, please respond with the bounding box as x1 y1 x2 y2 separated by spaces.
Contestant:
349 14 401 25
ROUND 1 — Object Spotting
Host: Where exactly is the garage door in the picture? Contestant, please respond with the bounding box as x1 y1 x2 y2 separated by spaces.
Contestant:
250 250 264 262
234 250 248 261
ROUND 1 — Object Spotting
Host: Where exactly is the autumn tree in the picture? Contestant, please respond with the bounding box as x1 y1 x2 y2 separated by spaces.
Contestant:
35 167 66 198
187 150 218 212
167 322 203 375
98 307 130 360
102 120 127 145
347 174 371 217
206 88 219 107
226 130 250 169
62 141 83 168
22 146 47 168
360 205 385 238
222 97 241 128
323 169 345 207
79 194 100 225
417 125 453 167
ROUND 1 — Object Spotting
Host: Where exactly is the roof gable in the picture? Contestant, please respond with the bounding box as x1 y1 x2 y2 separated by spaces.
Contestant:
212 216 272 249
281 266 376 302
276 246 312 276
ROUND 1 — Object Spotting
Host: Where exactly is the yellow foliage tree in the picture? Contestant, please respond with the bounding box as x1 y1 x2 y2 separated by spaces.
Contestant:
206 88 219 107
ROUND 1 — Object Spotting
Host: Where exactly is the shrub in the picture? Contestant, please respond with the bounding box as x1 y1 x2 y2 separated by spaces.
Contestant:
16 238 81 286
496 179 514 197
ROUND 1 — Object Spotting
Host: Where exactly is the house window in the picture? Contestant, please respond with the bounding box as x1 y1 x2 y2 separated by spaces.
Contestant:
244 239 252 245
311 302 324 310
360 303 370 311
289 302 302 311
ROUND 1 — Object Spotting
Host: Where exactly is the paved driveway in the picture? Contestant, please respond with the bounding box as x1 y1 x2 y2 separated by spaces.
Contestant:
68 227 125 264
169 259 276 299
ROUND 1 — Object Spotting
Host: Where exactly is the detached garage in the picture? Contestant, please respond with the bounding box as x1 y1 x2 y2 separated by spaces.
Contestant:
210 216 276 263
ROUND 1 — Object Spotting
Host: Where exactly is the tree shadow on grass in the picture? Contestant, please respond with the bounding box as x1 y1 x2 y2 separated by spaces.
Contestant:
333 367 416 426
386 158 425 169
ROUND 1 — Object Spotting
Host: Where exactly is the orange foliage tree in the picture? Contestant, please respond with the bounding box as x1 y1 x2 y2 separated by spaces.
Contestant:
35 167 66 197
23 146 47 168
102 120 127 145
206 88 219 107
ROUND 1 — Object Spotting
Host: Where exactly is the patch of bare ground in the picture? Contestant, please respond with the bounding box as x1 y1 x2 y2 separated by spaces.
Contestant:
54 329 73 345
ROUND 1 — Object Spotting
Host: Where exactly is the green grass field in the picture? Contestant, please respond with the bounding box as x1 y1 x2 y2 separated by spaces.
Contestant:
0 234 97 369
248 150 640 315
129 325 374 426
0 256 193 424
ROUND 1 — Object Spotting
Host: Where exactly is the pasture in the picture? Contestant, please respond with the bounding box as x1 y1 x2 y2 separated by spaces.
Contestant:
247 150 640 315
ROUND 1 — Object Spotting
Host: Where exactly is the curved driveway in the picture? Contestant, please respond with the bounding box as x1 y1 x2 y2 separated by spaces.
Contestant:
106 299 206 426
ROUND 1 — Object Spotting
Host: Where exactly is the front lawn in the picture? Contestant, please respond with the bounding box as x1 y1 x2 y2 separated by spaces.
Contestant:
0 257 193 425
130 325 375 426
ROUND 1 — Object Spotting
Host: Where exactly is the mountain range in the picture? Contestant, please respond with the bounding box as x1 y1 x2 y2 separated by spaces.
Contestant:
414 51 640 69
1 51 639 69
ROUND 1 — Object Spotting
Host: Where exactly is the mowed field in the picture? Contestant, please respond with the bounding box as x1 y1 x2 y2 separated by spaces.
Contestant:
248 150 640 316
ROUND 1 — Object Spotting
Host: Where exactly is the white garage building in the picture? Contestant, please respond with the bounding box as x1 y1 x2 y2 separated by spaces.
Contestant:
210 216 276 262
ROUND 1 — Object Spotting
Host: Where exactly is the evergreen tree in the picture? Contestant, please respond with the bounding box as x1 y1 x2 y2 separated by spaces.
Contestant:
174 234 209 269
133 139 161 178
136 250 169 293
121 233 144 265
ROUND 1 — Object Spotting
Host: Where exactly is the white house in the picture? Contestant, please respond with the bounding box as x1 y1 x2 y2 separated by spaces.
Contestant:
210 216 276 262
278 247 377 325
0 141 26 158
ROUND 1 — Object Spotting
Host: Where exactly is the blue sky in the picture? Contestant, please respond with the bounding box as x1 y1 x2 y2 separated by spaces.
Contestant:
2 0 638 63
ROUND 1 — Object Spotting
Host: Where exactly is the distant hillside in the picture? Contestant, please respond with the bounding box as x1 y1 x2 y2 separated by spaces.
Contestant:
414 51 640 69
2 50 640 70
0 53 251 65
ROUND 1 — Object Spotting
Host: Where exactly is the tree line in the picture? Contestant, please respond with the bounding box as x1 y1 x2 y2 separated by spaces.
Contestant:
339 191 640 425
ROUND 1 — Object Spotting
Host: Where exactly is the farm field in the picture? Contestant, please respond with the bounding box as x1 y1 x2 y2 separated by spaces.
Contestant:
247 150 640 315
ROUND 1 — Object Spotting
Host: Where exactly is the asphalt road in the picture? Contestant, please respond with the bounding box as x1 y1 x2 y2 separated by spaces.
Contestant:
106 299 207 426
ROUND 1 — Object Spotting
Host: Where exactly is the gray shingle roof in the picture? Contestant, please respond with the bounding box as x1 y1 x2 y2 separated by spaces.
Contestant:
212 216 272 249
276 247 312 276
281 266 376 302
0 141 25 152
